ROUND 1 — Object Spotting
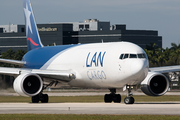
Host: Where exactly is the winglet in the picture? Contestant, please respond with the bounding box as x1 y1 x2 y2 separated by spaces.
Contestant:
23 0 44 51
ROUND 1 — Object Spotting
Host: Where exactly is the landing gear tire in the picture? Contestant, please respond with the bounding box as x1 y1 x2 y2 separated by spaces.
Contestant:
113 94 121 103
124 97 134 104
32 95 39 103
32 94 49 103
41 94 49 103
104 94 112 103
104 89 121 103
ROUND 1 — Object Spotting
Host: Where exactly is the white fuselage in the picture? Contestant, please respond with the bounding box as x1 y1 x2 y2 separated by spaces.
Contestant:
42 42 149 88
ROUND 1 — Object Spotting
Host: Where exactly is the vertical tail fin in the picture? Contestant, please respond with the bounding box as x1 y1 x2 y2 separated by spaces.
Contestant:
23 0 43 51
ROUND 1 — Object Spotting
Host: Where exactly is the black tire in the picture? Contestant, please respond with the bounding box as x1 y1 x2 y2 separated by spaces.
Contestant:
124 97 134 104
113 94 121 103
32 95 39 103
104 94 112 103
41 94 49 103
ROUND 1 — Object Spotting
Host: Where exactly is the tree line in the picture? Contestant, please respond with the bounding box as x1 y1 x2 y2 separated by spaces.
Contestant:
1 43 180 67
145 43 180 67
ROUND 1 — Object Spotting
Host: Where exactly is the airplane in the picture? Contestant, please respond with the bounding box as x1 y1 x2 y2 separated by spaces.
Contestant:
0 0 180 104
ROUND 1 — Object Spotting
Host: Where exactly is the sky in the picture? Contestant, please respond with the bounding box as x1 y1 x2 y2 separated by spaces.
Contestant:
0 0 180 48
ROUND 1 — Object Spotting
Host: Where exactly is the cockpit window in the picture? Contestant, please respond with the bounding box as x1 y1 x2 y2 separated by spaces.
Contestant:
120 53 147 60
119 54 124 59
124 54 129 59
130 54 137 58
138 54 146 58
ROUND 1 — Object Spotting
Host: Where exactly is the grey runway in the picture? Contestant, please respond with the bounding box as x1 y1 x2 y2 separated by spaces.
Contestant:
0 103 180 115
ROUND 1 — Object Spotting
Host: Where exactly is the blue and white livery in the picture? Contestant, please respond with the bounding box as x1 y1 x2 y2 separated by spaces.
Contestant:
23 0 43 51
0 0 179 104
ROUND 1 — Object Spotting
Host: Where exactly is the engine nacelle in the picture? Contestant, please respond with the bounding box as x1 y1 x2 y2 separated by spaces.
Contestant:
13 73 43 97
141 72 169 96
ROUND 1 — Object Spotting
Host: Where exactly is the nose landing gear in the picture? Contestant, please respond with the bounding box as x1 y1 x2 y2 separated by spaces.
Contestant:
124 85 135 104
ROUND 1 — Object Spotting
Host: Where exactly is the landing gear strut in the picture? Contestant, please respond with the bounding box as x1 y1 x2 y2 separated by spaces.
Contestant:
104 89 121 103
31 81 58 103
124 86 135 104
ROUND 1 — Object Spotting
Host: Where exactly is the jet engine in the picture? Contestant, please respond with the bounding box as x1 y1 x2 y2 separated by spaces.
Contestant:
141 72 169 96
13 73 43 97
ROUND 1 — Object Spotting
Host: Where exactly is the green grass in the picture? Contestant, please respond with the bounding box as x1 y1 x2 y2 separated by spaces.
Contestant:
0 95 180 103
0 114 180 120
134 95 180 102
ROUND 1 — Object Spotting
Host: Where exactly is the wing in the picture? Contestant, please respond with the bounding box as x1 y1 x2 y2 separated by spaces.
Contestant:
0 67 75 82
0 58 25 66
149 65 180 73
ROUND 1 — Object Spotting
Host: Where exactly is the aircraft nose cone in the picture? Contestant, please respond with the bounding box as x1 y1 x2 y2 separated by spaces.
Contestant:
131 60 148 76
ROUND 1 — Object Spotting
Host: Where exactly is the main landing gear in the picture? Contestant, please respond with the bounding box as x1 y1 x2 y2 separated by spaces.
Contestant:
31 81 58 103
104 89 121 103
32 93 49 103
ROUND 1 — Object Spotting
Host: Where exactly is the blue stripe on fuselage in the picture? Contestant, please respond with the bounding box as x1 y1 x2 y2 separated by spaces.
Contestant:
22 44 79 69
